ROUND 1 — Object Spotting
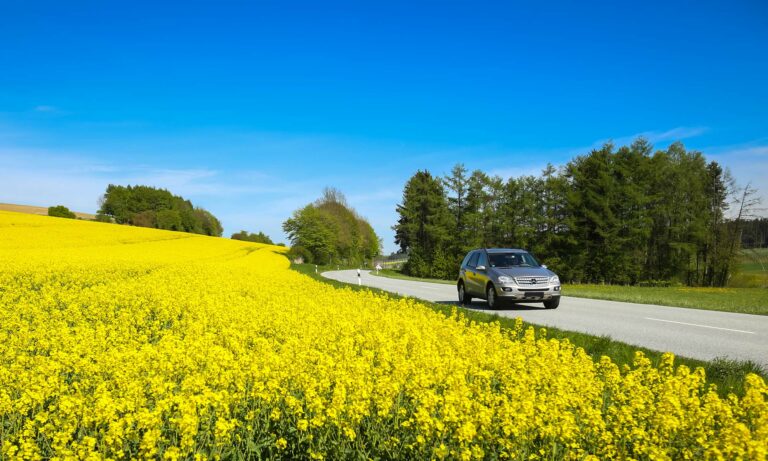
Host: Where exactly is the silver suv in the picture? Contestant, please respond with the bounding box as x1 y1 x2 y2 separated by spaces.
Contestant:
457 248 561 309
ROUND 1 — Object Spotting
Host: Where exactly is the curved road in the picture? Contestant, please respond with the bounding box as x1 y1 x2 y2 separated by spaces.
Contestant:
323 270 768 369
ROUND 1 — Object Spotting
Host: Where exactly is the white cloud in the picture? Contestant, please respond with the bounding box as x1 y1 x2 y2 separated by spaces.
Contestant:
590 126 709 149
346 188 401 204
643 126 709 143
710 145 768 158
487 164 552 180
0 148 268 209
33 105 59 113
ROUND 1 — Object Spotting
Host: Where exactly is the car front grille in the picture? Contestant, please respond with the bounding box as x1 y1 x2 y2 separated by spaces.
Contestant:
514 276 549 287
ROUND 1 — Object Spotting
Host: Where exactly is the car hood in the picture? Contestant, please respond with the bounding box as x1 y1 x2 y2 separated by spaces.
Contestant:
492 267 554 278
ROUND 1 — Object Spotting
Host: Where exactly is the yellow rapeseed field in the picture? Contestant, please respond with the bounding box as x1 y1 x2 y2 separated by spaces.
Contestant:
0 210 765 460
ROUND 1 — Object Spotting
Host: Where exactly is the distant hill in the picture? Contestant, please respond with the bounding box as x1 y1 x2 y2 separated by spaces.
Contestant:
0 203 97 220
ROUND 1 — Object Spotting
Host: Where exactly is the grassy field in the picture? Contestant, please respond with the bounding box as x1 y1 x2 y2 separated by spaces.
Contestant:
370 268 768 315
294 263 766 397
564 284 768 315
374 268 455 284
0 202 96 220
733 247 768 288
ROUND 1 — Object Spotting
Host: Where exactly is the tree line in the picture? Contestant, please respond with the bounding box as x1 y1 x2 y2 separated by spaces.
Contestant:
98 184 223 236
742 218 768 248
394 139 759 286
283 188 381 265
231 230 277 245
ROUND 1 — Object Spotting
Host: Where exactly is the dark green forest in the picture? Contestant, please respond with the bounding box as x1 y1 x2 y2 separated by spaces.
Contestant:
98 184 223 237
283 188 381 265
394 139 760 286
742 218 768 248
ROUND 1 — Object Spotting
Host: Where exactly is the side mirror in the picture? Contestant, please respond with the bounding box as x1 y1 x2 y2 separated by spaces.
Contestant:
541 264 547 269
476 265 486 271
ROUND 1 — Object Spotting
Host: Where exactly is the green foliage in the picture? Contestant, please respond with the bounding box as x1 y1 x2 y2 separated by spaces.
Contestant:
47 205 76 219
283 188 381 265
98 184 223 236
194 208 223 237
394 171 453 278
231 230 274 245
395 139 752 286
131 210 156 228
287 245 313 263
156 209 183 231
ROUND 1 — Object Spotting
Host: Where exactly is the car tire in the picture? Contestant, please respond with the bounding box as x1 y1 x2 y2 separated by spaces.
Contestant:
458 282 472 305
544 298 560 309
486 285 498 309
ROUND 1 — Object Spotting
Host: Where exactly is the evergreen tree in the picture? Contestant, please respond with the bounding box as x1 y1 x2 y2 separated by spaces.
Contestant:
394 139 754 286
564 144 620 283
443 164 471 265
463 170 489 249
393 171 453 278
741 218 768 248
611 140 653 284
536 164 569 273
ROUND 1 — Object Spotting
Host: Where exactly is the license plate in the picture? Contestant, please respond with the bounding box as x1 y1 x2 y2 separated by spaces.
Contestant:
524 292 544 298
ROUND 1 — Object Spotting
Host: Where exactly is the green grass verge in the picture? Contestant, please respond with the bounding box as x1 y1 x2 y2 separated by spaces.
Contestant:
370 268 768 315
735 249 768 288
292 263 766 398
564 284 768 315
740 261 766 273
373 268 455 285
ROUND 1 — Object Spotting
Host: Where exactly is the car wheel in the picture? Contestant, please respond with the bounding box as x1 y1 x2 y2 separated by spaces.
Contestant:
486 285 498 309
458 282 472 305
544 298 560 309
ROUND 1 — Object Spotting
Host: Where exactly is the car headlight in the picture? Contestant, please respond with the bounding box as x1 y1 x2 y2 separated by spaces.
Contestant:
497 275 515 284
549 275 560 285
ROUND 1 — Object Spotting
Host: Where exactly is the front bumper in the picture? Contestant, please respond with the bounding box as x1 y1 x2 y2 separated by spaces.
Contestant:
495 283 561 301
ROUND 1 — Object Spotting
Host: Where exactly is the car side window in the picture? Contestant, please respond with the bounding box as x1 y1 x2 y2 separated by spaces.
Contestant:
467 252 480 268
477 252 488 268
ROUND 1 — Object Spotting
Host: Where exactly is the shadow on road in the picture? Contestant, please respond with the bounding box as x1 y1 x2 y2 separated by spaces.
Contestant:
435 301 547 311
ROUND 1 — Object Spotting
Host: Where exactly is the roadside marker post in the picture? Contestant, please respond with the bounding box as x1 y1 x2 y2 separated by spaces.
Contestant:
357 268 361 286
315 264 317 273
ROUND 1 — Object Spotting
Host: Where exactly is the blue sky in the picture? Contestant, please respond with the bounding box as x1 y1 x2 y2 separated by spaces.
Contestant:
1 1 766 253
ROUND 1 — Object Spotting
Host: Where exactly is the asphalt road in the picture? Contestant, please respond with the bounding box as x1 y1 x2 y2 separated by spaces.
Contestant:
323 270 768 369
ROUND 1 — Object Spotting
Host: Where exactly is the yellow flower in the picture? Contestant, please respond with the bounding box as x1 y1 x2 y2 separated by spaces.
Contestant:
0 210 765 461
297 419 309 431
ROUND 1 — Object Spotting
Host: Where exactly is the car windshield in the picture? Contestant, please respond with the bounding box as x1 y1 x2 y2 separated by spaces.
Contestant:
488 252 540 268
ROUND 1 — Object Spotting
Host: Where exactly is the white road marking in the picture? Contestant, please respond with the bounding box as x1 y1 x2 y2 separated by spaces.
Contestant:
644 317 756 334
